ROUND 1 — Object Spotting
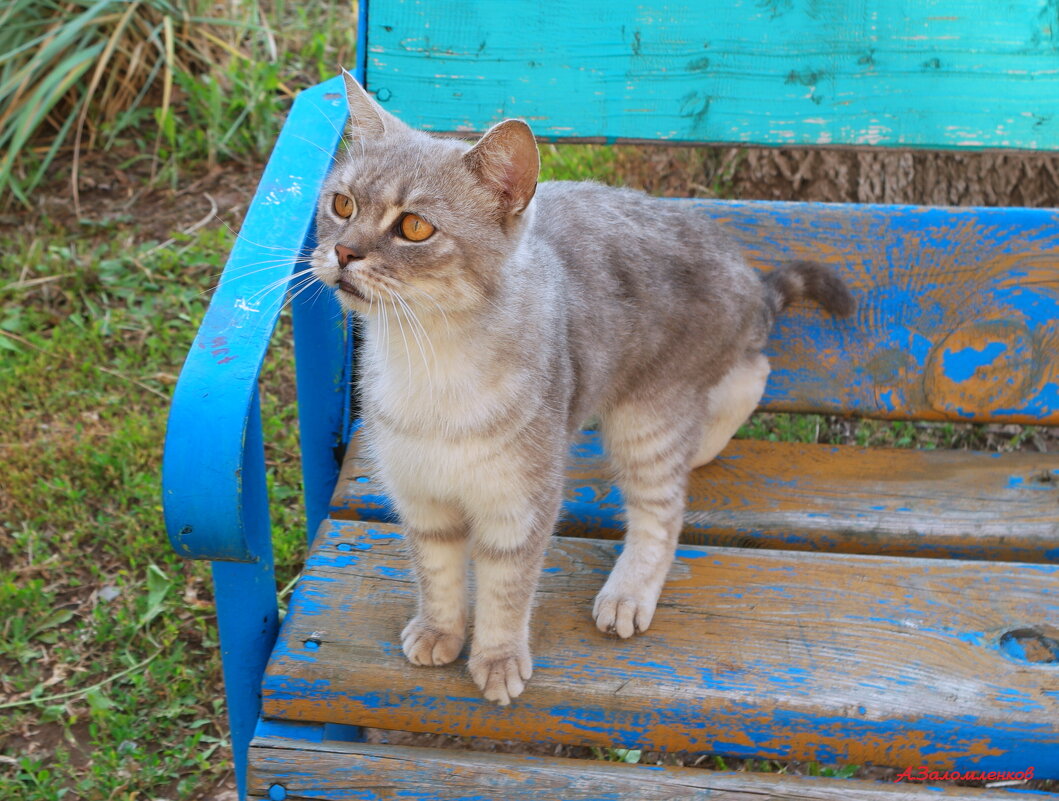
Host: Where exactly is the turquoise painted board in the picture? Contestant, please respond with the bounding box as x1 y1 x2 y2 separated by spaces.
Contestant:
364 0 1059 150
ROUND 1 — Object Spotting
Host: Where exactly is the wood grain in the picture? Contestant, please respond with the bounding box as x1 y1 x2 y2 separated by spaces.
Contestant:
364 0 1059 150
331 431 1059 563
248 737 1031 800
700 200 1059 426
262 520 1059 775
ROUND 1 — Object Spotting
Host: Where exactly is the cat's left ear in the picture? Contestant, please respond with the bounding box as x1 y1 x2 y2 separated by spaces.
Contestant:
341 69 401 140
464 119 540 216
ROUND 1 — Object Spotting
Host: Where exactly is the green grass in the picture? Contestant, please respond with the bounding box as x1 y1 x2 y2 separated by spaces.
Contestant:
0 220 306 800
0 0 355 204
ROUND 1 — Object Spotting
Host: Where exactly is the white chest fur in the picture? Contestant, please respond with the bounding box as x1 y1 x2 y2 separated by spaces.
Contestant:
360 317 545 532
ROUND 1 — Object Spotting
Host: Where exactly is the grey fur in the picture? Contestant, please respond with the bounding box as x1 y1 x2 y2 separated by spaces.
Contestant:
309 76 854 704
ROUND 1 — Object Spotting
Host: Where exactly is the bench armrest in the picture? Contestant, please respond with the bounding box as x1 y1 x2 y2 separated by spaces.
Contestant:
162 76 348 562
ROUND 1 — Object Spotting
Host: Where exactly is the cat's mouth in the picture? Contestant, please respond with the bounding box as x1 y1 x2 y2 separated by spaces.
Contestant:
337 278 369 302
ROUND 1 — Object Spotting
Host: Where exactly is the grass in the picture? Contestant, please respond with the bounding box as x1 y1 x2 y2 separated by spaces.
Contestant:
0 218 307 799
0 0 355 205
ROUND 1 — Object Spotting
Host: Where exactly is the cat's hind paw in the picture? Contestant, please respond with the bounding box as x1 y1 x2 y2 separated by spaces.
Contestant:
593 589 658 639
401 617 465 666
468 648 533 706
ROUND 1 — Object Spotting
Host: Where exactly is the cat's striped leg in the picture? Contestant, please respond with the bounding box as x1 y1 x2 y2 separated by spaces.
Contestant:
397 498 471 667
596 404 702 639
468 494 560 705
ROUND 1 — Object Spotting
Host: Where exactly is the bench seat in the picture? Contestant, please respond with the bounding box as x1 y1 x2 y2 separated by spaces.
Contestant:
248 737 1030 801
332 432 1059 563
259 519 1059 777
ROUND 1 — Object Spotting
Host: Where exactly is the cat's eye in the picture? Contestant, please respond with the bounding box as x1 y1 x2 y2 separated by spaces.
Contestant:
332 193 355 219
398 213 434 242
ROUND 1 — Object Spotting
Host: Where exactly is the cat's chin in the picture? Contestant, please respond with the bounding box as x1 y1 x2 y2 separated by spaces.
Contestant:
337 279 372 308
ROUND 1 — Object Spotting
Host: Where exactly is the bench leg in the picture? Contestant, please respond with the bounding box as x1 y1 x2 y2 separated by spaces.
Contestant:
213 559 278 801
211 392 279 801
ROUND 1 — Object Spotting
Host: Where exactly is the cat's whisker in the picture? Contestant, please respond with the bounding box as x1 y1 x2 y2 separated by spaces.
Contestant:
309 101 348 144
367 287 383 362
293 134 342 166
251 273 318 312
205 258 316 293
387 294 416 391
393 291 435 390
213 216 315 255
394 291 437 386
200 261 311 300
279 273 326 315
241 266 321 305
411 287 453 337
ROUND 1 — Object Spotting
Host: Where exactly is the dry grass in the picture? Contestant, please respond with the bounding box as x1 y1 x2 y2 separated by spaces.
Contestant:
0 0 290 208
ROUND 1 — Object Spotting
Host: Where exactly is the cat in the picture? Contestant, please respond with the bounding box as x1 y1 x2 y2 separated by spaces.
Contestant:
310 72 854 705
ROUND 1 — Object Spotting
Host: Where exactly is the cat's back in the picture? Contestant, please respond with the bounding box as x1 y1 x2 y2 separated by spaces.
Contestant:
529 180 760 325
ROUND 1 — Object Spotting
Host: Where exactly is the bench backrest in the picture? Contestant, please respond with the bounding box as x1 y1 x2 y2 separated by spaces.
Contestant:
354 1 1059 427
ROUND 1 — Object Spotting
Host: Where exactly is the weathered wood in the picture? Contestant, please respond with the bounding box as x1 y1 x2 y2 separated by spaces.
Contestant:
365 0 1059 150
262 520 1059 776
332 431 1059 563
248 737 1031 800
701 200 1059 425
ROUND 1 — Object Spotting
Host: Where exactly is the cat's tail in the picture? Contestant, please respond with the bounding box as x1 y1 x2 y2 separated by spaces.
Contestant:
763 261 855 318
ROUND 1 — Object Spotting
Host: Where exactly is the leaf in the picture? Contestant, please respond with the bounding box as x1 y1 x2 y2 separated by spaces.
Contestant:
31 607 75 637
85 687 115 713
610 748 642 764
140 563 173 626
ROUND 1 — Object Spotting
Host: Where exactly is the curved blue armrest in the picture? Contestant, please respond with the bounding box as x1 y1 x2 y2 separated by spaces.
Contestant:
162 76 348 562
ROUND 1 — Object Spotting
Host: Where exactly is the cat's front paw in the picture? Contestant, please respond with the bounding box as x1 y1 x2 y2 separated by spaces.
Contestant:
593 586 659 639
401 617 465 666
468 645 533 706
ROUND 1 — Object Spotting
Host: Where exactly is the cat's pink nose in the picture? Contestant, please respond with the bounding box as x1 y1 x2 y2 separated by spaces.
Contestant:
335 244 362 267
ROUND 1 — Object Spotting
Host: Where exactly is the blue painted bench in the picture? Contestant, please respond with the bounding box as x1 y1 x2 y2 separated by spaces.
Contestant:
164 2 1059 799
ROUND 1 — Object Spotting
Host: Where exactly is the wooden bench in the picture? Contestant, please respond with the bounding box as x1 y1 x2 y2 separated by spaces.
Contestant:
163 2 1059 799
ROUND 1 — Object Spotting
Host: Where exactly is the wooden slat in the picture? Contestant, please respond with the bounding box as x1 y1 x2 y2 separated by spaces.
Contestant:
248 737 1031 800
364 0 1059 150
700 200 1059 425
263 520 1059 776
331 431 1059 563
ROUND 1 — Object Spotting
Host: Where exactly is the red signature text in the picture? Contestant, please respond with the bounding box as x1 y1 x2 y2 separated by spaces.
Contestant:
895 766 1034 783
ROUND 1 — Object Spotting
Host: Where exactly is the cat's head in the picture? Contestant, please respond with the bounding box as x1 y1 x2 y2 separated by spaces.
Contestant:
311 72 540 316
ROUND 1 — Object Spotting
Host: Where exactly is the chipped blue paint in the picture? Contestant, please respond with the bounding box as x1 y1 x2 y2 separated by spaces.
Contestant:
255 718 327 742
943 341 1009 382
674 547 710 560
375 565 409 578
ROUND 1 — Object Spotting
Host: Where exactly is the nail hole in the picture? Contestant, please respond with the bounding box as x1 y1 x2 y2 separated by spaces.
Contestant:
304 638 321 651
268 783 287 801
999 627 1059 664
336 543 353 552
354 475 370 484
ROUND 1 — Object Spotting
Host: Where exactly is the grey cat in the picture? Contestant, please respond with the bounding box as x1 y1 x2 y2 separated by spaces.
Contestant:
310 73 854 705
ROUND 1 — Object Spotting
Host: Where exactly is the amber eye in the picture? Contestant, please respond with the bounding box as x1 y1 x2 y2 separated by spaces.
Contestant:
332 193 355 219
399 213 434 242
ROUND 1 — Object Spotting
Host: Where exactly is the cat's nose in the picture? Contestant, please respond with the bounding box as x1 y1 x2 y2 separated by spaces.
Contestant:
334 244 363 267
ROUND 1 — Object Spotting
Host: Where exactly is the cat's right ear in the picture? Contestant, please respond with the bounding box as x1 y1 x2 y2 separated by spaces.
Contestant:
342 69 396 140
464 119 540 216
